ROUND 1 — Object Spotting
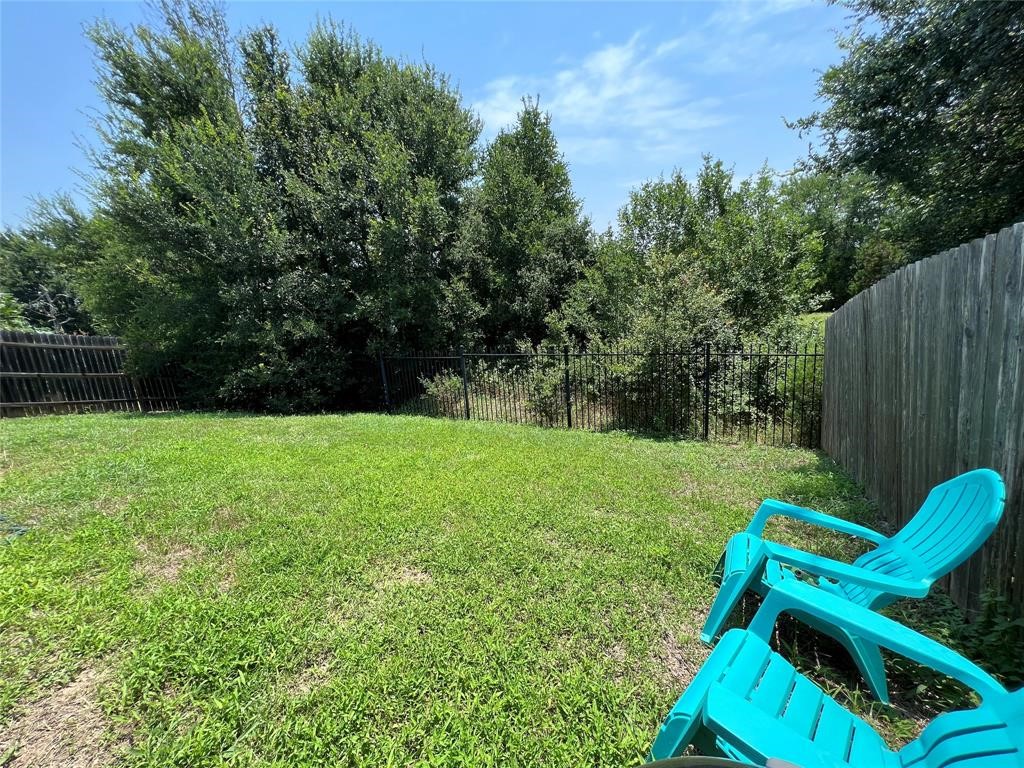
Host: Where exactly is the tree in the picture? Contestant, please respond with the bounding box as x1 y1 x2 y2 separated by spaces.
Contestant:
448 100 593 348
797 0 1024 257
568 157 821 348
780 171 911 307
77 2 480 410
0 198 95 334
0 293 39 331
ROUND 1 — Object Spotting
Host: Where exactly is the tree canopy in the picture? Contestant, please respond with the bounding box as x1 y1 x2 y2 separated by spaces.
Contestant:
74 5 482 409
3 0 1021 411
555 159 820 349
797 0 1024 258
447 100 593 349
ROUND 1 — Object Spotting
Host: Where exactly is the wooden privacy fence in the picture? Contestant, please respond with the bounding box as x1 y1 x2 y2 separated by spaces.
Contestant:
1 330 179 417
823 222 1024 617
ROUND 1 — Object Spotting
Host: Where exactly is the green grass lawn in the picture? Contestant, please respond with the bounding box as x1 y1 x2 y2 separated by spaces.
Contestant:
1 413 874 767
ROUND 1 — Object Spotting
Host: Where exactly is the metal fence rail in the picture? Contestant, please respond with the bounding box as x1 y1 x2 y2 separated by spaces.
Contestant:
379 343 823 447
1 330 179 417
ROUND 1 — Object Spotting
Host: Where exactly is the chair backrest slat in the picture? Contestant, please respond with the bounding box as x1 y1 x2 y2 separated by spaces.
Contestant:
842 469 1005 609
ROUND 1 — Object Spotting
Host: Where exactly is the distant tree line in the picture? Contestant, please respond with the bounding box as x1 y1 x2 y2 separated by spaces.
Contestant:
2 0 1021 411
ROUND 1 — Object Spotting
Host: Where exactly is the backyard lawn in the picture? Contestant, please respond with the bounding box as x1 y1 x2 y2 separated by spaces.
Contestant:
0 413 874 767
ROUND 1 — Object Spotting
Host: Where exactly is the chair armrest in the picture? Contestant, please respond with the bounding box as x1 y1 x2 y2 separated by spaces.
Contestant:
763 542 930 597
748 578 1006 698
763 542 931 597
747 499 888 545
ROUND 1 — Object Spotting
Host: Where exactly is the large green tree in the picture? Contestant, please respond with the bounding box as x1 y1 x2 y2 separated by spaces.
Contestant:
557 158 820 350
798 0 1024 257
78 2 479 410
447 101 593 349
0 198 96 334
780 171 912 307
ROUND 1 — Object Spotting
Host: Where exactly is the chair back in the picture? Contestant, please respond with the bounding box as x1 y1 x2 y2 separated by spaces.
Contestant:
840 469 1005 608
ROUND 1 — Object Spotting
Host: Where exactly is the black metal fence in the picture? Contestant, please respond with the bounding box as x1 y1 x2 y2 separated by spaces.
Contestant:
379 343 823 447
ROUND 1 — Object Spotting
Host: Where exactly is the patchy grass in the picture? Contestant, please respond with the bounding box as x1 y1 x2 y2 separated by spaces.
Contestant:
2 412 884 766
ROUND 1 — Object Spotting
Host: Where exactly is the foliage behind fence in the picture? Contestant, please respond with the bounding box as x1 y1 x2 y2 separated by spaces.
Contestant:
1 330 179 417
380 344 823 448
823 221 1024 618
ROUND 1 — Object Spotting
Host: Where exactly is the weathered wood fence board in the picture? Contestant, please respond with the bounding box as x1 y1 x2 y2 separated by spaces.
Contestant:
1 330 179 417
823 222 1024 617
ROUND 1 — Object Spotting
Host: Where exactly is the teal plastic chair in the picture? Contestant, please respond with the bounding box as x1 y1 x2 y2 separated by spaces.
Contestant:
702 468 1005 703
652 578 1024 766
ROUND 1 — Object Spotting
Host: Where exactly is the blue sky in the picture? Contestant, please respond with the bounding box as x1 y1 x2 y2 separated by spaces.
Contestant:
1 1 849 231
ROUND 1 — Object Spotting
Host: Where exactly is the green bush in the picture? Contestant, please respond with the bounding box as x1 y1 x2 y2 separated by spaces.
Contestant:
420 372 464 419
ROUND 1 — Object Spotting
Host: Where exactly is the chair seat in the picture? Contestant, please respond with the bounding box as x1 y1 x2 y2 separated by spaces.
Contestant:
702 630 896 768
656 625 1024 768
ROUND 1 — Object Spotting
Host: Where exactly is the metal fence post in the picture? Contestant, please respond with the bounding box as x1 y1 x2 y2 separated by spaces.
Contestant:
563 345 572 429
459 348 471 420
378 351 392 412
702 342 711 441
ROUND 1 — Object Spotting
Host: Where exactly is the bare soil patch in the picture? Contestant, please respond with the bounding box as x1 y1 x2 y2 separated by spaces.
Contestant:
285 654 333 697
212 506 247 531
653 630 711 688
377 565 432 589
0 667 128 768
134 543 195 586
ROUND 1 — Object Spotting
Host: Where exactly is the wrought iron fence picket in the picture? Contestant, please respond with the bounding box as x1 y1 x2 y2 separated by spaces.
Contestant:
377 343 824 447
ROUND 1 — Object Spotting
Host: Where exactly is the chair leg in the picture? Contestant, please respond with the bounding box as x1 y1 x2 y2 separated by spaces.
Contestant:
843 633 890 705
829 626 890 703
701 564 764 644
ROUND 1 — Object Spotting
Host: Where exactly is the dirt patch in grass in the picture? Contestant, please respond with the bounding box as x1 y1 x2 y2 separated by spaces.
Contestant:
216 567 237 593
210 552 238 593
603 641 633 683
93 496 134 518
538 529 562 549
0 667 128 768
376 565 432 589
323 595 358 625
134 543 195 586
285 654 334 697
606 642 627 663
590 506 626 521
212 505 248 531
668 477 701 500
654 630 710 688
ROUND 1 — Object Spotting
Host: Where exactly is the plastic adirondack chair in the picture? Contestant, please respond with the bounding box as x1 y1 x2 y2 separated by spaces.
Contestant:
701 468 1005 703
652 578 1024 767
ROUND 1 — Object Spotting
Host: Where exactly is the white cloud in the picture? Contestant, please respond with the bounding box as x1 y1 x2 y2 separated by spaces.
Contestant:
474 32 726 168
558 136 620 165
470 0 836 229
656 0 833 75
